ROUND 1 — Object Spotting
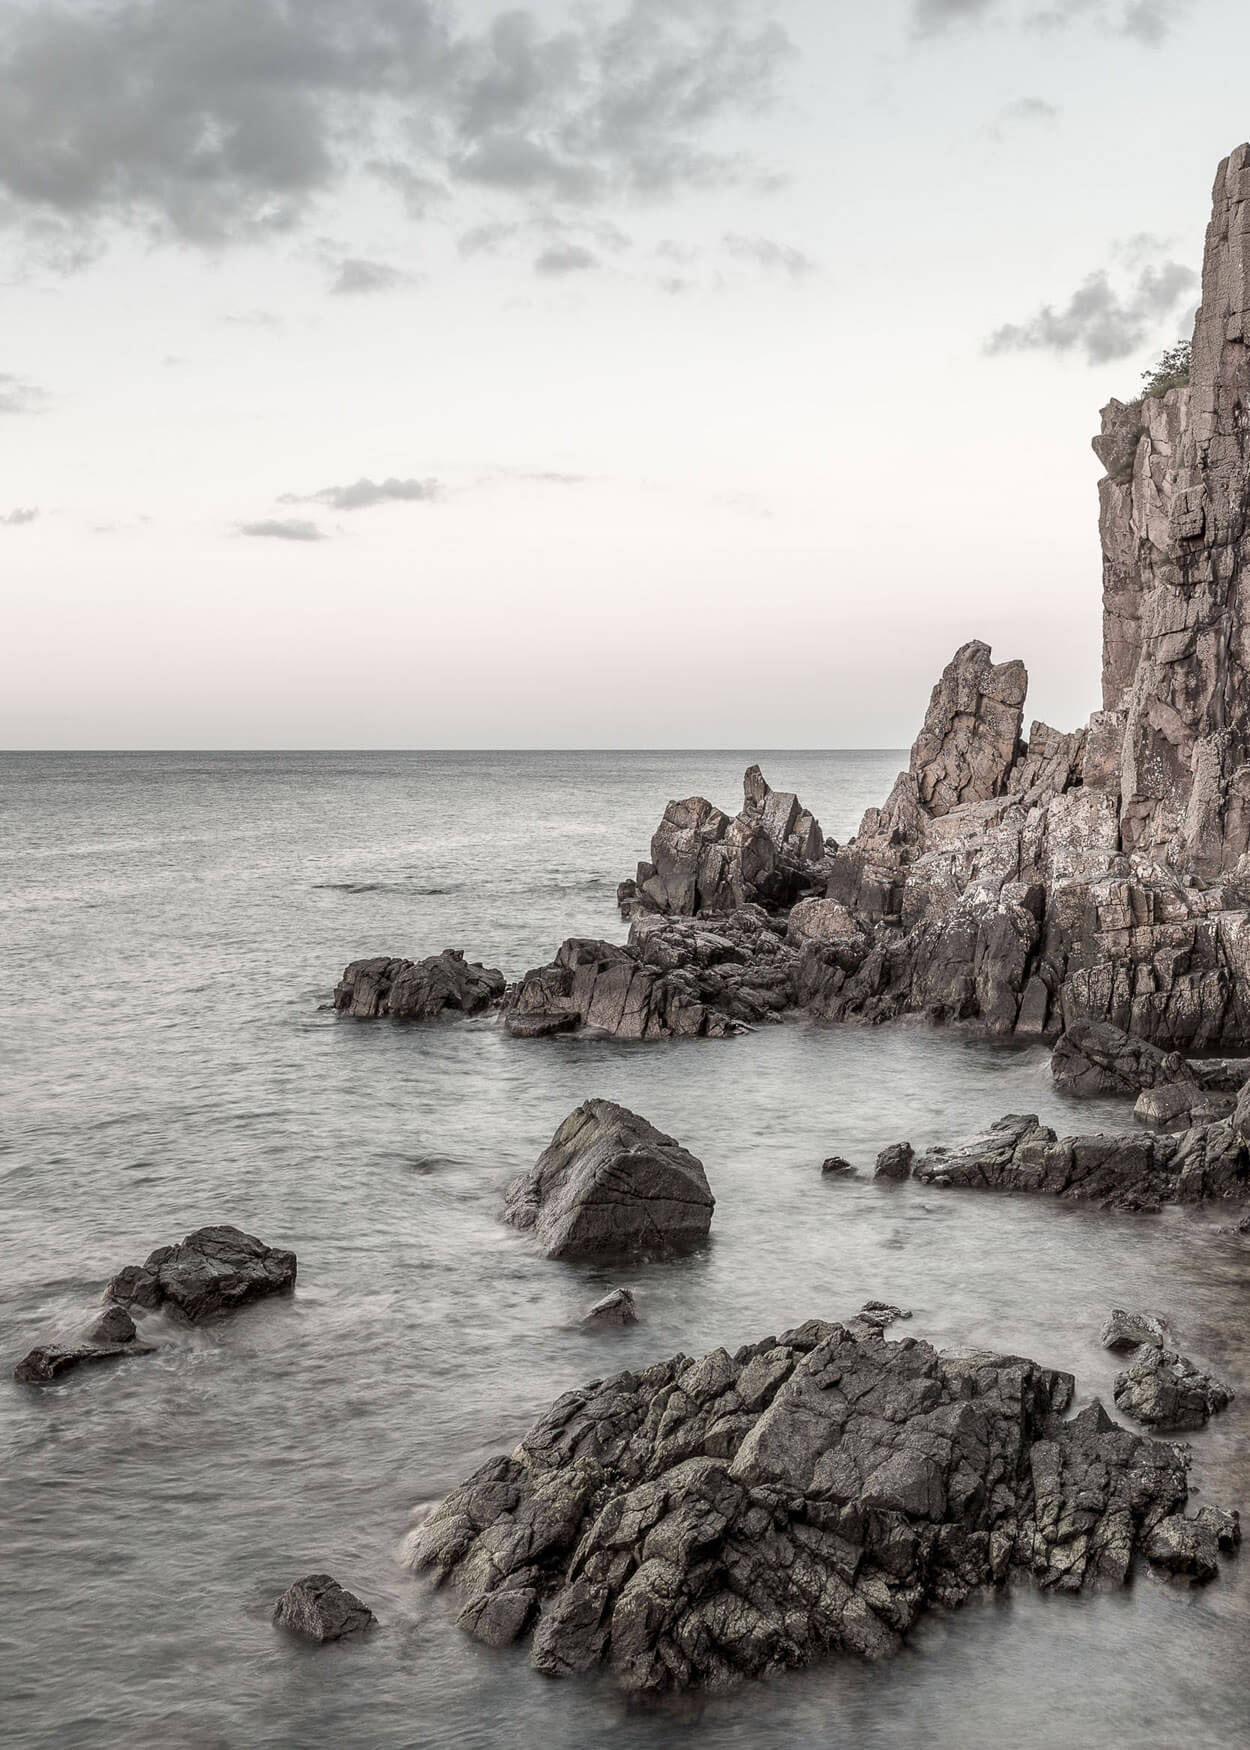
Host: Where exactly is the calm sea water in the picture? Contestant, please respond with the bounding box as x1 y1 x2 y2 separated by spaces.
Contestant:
2 751 1247 1750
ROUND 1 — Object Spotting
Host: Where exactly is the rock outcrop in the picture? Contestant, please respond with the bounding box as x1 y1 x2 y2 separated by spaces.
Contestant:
106 1225 297 1322
334 950 505 1020
503 1101 714 1259
617 766 831 920
272 1574 376 1642
913 1107 1250 1211
411 1316 1223 1693
1113 1346 1234 1432
14 1304 155 1385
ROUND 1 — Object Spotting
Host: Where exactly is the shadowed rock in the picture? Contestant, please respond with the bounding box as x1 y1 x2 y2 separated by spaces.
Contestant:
334 949 505 1020
504 1102 713 1260
106 1225 296 1323
1113 1347 1234 1432
14 1336 155 1385
1100 1309 1168 1352
273 1574 376 1641
874 1142 914 1181
583 1288 638 1327
411 1319 1214 1694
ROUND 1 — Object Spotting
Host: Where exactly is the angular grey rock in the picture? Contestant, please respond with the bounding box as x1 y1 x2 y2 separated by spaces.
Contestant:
1143 1514 1221 1583
503 1101 714 1260
87 1304 138 1345
106 1225 297 1323
820 1156 857 1178
907 639 1027 816
619 766 830 920
1113 1347 1234 1431
583 1288 638 1327
1051 1018 1192 1099
14 1337 155 1385
272 1574 376 1641
1100 1309 1168 1352
334 949 505 1020
411 1319 1197 1693
874 1141 914 1181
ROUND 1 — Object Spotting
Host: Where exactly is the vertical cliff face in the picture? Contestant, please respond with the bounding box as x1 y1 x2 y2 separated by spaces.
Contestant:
1095 143 1250 878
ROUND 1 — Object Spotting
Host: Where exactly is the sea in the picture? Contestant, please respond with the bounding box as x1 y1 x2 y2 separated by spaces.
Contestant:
2 750 1247 1749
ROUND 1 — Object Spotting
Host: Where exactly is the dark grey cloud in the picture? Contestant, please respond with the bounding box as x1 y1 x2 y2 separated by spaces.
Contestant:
912 0 1193 40
723 232 815 275
0 371 47 413
329 256 416 296
2 505 37 524
285 476 441 510
0 0 793 261
534 242 599 276
986 257 1197 363
239 517 326 541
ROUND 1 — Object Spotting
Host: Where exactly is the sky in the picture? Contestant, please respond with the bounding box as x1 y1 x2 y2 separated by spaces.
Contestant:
1 0 1246 748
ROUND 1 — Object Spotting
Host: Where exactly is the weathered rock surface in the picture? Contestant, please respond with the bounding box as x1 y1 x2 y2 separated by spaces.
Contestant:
913 1111 1250 1211
272 1574 376 1641
334 949 505 1020
503 1102 714 1260
584 1289 639 1327
14 1333 155 1385
1113 1347 1234 1431
106 1225 297 1323
618 766 831 920
908 640 1027 816
411 1318 1217 1693
504 907 798 1041
874 1142 914 1181
1100 1309 1168 1352
820 1156 857 1178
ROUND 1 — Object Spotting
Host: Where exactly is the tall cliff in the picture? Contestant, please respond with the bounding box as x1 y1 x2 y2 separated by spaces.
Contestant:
1095 143 1250 878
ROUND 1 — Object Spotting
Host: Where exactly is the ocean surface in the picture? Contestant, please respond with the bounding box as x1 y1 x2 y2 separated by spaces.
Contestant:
2 749 1248 1750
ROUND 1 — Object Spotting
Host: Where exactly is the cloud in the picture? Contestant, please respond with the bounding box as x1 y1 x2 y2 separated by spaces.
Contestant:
723 232 815 276
0 0 794 263
985 256 1197 363
911 0 1193 39
995 95 1060 127
285 476 441 510
329 256 416 296
0 371 47 413
239 517 326 542
534 242 599 275
1 505 37 524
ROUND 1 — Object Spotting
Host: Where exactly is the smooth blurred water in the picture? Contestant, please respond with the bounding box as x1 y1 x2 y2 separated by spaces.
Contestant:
1 750 1247 1750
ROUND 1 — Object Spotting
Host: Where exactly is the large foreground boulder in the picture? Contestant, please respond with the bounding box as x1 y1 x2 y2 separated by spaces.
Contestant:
411 1316 1218 1693
106 1225 297 1322
334 949 505 1020
503 1101 714 1259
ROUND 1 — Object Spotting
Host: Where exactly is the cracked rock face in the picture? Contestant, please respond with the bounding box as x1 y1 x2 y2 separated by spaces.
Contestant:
106 1225 297 1323
272 1574 376 1642
334 949 505 1020
411 1318 1201 1694
1113 1347 1234 1432
907 640 1027 817
503 1101 714 1260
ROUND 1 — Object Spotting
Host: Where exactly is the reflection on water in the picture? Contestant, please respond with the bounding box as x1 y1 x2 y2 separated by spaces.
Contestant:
1 751 1247 1749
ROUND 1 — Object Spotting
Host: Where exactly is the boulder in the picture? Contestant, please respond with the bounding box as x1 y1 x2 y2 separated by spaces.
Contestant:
820 1156 857 1178
272 1574 376 1641
583 1289 638 1327
913 1114 1188 1211
1113 1347 1234 1431
412 1318 1202 1693
1051 1019 1192 1099
503 1102 714 1260
1100 1309 1168 1352
14 1336 155 1385
908 640 1027 817
874 1141 914 1181
334 949 504 1020
106 1225 296 1323
1143 1514 1221 1583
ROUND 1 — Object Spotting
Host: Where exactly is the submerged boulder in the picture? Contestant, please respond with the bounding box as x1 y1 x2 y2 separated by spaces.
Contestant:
411 1318 1208 1694
272 1574 376 1642
106 1225 296 1323
503 1101 714 1260
334 949 505 1020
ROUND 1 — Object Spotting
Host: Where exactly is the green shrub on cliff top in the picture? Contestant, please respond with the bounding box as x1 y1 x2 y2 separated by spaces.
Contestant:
1141 340 1191 398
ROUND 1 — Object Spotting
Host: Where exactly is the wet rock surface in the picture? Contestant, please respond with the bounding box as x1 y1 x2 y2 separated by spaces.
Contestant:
272 1574 377 1642
411 1317 1218 1694
503 1101 714 1260
334 949 505 1020
584 1289 639 1328
14 1335 155 1385
1100 1309 1168 1352
1113 1347 1234 1432
874 1142 914 1182
106 1225 297 1323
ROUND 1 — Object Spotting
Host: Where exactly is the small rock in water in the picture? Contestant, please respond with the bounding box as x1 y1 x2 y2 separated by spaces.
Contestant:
273 1574 376 1642
1195 1505 1241 1552
583 1288 638 1327
874 1141 914 1181
87 1305 138 1345
855 1301 911 1329
106 1225 297 1324
1144 1514 1222 1583
1113 1347 1234 1431
1100 1308 1168 1352
820 1156 857 1178
14 1339 154 1385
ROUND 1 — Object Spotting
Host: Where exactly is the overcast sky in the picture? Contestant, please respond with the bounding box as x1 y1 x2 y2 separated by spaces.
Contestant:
1 0 1245 748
